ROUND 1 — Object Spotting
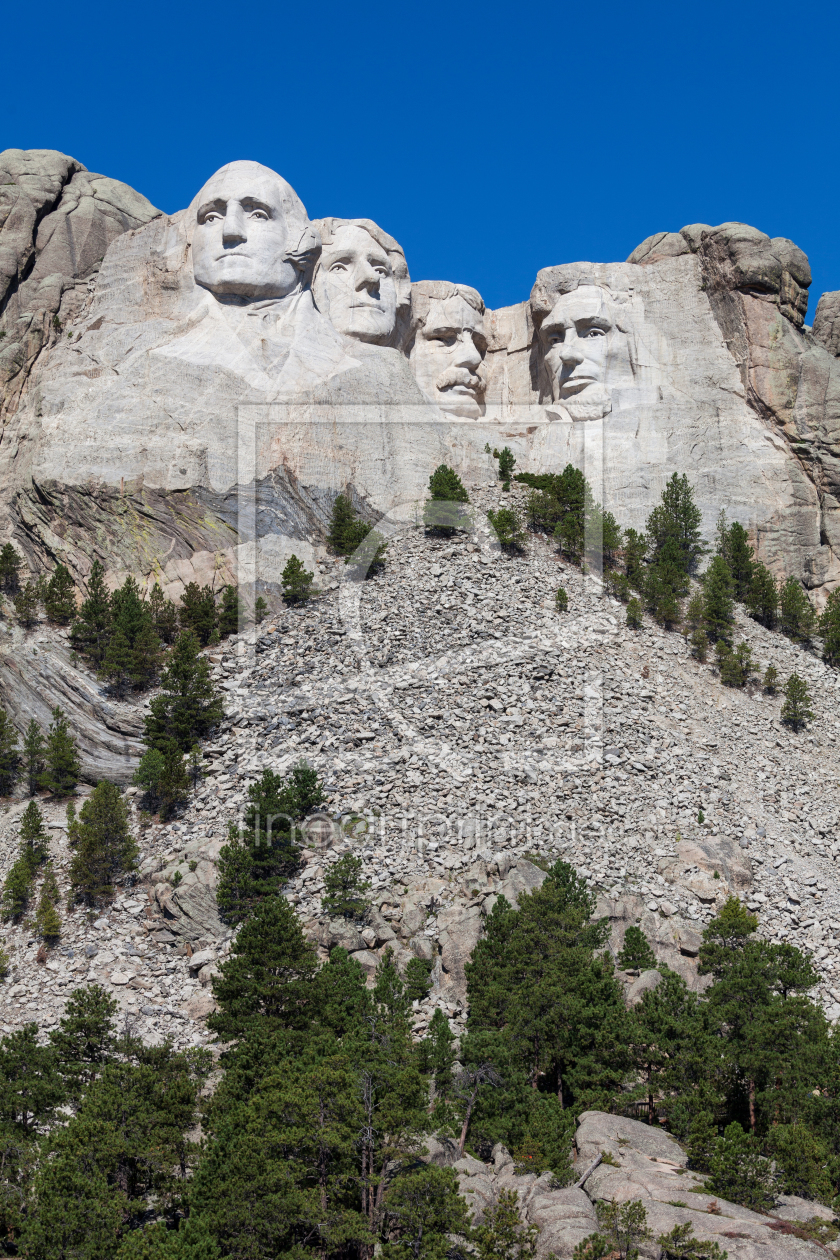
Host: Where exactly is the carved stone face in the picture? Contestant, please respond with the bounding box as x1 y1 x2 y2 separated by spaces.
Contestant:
409 295 487 418
313 225 398 343
192 166 301 302
541 286 613 405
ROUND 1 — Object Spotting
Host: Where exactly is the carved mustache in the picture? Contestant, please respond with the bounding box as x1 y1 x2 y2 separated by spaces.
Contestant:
436 366 484 393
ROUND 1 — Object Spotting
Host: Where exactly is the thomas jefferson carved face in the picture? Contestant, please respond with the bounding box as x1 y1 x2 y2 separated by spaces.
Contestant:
313 225 398 343
541 286 613 407
192 163 305 302
409 293 487 418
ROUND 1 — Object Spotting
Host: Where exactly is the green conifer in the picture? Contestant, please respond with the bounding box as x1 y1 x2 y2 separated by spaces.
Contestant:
424 464 470 534
646 472 705 573
781 672 813 730
179 581 218 645
69 781 138 904
281 554 314 604
42 708 81 796
130 621 163 688
43 563 77 624
744 561 778 628
322 853 372 922
328 493 372 556
0 708 20 796
487 506 526 551
13 581 39 628
22 719 45 796
701 555 734 641
778 576 816 643
0 544 22 594
218 584 244 637
555 586 569 612
254 595 268 624
819 586 840 665
762 663 778 694
148 581 179 644
626 598 643 629
69 559 112 666
143 629 224 752
208 894 319 1040
101 627 134 696
617 925 656 971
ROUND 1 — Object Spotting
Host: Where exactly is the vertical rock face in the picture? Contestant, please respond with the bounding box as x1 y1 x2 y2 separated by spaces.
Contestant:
813 291 840 357
0 148 160 421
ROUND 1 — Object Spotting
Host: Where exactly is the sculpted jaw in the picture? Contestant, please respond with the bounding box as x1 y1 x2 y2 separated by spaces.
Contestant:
542 288 613 403
313 225 398 342
410 296 487 419
192 169 301 302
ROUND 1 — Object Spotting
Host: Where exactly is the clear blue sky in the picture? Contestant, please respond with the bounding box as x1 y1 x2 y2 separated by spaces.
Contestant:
5 0 840 318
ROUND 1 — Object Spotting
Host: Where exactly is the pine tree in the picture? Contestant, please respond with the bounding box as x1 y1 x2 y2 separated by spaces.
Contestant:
148 581 179 644
781 672 813 730
474 1190 538 1260
762 664 778 693
281 554 314 604
617 925 656 971
657 1223 728 1260
497 446 517 480
216 761 323 922
646 473 705 573
158 745 190 820
42 707 81 796
328 492 372 556
719 641 754 688
36 864 61 943
179 582 218 645
43 563 77 624
382 1166 471 1260
144 630 224 753
778 576 816 643
555 586 568 612
19 800 49 870
0 544 22 594
218 584 244 637
69 781 138 904
701 555 734 642
69 559 112 666
101 626 135 696
623 528 648 590
48 983 117 1099
626 598 643 629
208 895 319 1040
745 561 779 628
488 506 526 552
424 464 470 534
131 622 163 689
21 719 45 796
254 595 268 624
707 1122 774 1211
13 581 39 628
819 586 840 665
322 854 372 922
0 708 20 796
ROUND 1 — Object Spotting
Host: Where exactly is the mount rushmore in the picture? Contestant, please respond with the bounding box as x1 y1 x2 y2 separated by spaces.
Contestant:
1 147 840 602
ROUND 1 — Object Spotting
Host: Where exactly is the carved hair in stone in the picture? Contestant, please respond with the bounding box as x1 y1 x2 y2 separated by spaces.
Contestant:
191 160 322 303
311 217 410 347
407 281 488 419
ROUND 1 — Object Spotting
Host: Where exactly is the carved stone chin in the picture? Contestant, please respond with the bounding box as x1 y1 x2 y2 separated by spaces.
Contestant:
558 388 612 422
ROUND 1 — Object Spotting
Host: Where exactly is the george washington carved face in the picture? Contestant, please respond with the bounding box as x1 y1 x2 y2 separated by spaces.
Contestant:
192 161 317 303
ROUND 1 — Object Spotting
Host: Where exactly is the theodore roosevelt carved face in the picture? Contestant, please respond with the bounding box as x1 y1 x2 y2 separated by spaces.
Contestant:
312 222 405 344
192 161 319 303
408 282 487 418
540 286 614 412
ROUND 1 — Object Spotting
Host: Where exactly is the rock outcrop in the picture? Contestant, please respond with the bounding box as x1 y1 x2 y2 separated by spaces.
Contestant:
0 148 160 422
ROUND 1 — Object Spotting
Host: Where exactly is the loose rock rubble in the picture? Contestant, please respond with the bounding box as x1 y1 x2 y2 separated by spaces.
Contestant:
3 481 840 1047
